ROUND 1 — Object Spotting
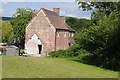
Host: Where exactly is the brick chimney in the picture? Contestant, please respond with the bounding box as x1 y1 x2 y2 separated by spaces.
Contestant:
32 12 37 18
53 8 60 15
61 16 66 23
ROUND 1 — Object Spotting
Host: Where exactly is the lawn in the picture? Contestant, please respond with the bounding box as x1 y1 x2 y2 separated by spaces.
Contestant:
0 56 2 79
2 56 118 78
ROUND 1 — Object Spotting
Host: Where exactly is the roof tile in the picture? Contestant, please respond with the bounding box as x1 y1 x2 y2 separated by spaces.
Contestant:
41 8 75 32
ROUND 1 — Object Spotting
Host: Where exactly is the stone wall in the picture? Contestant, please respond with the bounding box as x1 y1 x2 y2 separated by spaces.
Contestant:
55 30 75 51
25 10 56 55
55 30 69 50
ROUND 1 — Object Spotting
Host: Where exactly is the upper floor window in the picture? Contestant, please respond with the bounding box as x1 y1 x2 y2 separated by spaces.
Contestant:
71 33 74 37
64 32 66 38
69 33 71 37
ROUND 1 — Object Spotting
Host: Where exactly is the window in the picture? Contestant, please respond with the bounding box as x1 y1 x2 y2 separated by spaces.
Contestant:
69 33 71 37
57 32 59 38
72 33 74 37
64 32 66 38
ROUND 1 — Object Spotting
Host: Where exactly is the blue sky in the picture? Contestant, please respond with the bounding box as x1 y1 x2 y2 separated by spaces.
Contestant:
1 2 91 19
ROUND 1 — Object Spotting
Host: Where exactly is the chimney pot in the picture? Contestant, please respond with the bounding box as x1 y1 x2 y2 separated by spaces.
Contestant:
53 8 60 15
32 12 37 18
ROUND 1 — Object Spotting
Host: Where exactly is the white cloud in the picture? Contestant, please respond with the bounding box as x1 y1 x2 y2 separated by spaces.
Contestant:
61 9 78 18
1 2 91 19
81 16 91 19
0 8 5 16
2 2 8 4
1 0 75 2
1 0 24 2
66 14 77 18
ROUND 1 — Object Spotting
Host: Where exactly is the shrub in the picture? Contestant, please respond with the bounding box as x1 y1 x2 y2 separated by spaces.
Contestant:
49 50 67 58
49 44 92 63
49 44 80 58
76 49 90 61
78 11 120 71
66 44 80 57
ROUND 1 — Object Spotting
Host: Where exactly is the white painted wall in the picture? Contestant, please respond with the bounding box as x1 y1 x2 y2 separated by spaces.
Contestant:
25 34 42 55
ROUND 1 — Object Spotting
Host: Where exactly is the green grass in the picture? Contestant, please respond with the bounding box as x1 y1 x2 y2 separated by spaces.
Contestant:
0 56 2 79
2 56 118 78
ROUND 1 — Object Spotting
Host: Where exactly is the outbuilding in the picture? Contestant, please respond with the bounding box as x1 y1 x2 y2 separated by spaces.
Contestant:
6 45 19 56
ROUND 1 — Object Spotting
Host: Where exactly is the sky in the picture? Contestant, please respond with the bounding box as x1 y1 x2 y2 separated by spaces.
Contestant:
1 1 91 19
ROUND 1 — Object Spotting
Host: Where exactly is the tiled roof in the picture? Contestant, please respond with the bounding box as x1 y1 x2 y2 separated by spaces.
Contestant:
41 8 75 32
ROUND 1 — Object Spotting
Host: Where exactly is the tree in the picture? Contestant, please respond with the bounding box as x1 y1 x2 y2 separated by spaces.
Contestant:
79 11 120 70
10 8 36 48
91 10 105 23
66 17 93 31
2 21 14 43
66 17 93 44
77 1 120 14
0 20 2 43
76 1 120 21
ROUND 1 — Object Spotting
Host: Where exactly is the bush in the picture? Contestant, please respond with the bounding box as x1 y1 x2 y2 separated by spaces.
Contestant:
49 50 68 58
78 11 120 71
49 44 80 58
75 49 91 61
66 44 80 57
49 44 92 63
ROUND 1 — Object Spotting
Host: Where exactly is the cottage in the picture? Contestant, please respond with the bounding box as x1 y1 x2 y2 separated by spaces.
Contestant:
25 8 75 56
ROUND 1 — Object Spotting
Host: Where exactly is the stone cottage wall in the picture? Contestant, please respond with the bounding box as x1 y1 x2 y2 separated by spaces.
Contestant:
25 10 56 55
55 30 70 50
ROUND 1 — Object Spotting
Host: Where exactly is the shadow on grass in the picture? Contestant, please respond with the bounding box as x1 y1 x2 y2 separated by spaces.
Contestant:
71 55 120 71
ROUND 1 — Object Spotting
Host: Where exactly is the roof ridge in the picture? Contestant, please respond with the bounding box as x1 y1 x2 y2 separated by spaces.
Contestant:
26 8 75 32
41 8 58 15
41 8 74 32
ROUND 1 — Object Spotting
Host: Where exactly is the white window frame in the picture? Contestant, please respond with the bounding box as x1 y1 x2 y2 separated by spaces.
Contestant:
57 32 59 38
69 33 71 37
64 32 66 38
72 33 74 37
